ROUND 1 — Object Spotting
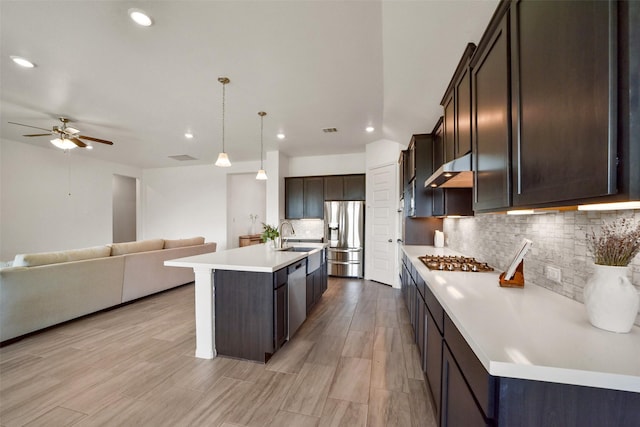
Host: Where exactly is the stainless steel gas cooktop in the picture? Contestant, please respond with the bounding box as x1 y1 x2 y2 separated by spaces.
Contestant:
418 255 494 272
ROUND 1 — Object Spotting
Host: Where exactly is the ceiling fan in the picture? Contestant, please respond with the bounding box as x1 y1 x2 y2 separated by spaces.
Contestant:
8 117 114 149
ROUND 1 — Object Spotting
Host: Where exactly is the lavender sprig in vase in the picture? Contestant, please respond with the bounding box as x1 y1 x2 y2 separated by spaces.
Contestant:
584 218 640 333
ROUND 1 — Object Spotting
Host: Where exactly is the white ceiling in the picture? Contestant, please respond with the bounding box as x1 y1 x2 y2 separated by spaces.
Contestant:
0 0 498 169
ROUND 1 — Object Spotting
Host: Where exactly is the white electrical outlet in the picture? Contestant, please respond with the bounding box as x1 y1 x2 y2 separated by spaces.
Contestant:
545 265 562 283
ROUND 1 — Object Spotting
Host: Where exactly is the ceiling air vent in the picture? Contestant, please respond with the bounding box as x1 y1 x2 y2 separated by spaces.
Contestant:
322 127 338 133
169 154 197 161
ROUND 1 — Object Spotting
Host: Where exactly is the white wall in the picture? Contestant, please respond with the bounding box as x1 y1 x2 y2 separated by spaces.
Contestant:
0 139 141 260
227 173 266 248
141 160 261 251
287 152 366 177
1 142 371 261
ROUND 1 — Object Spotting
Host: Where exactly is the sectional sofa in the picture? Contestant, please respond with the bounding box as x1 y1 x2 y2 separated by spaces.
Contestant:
0 237 216 342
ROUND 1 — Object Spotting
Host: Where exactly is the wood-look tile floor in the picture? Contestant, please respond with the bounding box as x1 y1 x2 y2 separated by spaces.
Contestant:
0 278 437 427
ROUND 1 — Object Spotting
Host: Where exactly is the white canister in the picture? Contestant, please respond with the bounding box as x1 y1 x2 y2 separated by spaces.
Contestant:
434 230 444 248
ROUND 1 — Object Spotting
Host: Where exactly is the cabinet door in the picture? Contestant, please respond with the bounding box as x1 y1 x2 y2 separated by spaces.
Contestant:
473 11 511 212
306 274 315 314
441 346 490 427
303 177 324 218
511 0 616 206
443 93 456 163
343 175 365 200
416 294 425 354
313 268 323 303
425 308 442 420
274 283 288 350
285 178 304 219
432 117 445 170
456 67 472 157
324 176 343 201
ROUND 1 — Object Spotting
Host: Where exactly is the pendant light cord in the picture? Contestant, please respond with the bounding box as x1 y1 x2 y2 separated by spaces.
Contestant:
260 114 264 169
221 81 226 153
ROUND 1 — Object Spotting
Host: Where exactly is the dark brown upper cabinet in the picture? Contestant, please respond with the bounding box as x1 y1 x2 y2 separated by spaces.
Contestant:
472 1 512 213
411 134 435 218
343 175 366 200
285 177 304 219
510 0 618 207
323 174 365 201
303 177 324 218
468 0 639 212
432 116 445 171
285 177 324 219
442 43 476 163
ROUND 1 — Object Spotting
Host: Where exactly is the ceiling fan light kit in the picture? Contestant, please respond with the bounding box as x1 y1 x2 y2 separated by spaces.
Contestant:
215 77 232 167
256 111 268 180
9 117 114 150
50 137 77 150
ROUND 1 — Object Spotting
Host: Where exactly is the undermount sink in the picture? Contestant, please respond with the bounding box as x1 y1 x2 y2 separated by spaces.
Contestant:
283 246 317 252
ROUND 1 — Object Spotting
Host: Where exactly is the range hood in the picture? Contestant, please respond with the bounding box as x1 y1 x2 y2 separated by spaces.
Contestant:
424 152 473 188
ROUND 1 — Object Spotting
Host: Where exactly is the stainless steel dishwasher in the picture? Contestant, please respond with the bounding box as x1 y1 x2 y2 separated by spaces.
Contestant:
287 259 307 338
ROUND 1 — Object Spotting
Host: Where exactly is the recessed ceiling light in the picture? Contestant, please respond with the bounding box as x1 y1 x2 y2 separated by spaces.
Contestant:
185 132 194 139
129 8 153 26
86 145 94 150
277 133 285 140
10 56 35 68
365 126 375 133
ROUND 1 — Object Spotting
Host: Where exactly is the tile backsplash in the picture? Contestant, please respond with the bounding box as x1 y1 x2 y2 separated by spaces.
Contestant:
286 219 325 240
443 209 640 326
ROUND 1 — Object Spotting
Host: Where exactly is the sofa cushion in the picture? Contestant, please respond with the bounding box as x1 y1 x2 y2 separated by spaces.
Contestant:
13 245 111 267
110 239 165 256
163 236 205 249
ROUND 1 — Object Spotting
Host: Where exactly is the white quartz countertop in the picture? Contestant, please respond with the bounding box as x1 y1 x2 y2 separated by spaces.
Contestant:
402 245 640 393
165 242 326 273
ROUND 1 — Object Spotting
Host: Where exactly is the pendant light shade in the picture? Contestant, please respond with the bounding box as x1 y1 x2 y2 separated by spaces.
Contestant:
215 77 232 167
256 111 268 180
256 169 268 180
215 152 231 167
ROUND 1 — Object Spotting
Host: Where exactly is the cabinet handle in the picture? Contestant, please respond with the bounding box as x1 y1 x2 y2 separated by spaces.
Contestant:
388 239 393 243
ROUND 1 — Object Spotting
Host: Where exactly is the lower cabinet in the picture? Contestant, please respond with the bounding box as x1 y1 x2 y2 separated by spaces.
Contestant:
306 251 328 314
441 345 490 427
424 306 443 421
215 268 282 363
403 255 640 427
274 268 288 351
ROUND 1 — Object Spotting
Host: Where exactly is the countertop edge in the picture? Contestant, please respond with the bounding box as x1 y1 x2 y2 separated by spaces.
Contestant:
165 243 326 273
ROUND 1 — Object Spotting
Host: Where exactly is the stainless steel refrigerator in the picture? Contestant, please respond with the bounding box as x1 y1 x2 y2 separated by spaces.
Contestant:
324 201 364 278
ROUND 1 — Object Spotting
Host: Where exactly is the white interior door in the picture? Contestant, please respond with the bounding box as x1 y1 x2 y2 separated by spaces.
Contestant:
365 163 398 287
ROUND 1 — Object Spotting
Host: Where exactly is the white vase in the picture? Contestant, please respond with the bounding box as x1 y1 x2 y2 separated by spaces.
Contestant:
583 264 639 333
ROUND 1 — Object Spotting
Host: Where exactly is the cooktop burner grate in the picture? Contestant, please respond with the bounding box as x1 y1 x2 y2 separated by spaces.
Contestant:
418 255 494 272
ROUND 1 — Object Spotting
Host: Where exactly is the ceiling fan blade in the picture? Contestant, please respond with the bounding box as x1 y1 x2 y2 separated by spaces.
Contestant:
8 121 52 132
77 135 114 145
69 137 87 148
23 133 53 137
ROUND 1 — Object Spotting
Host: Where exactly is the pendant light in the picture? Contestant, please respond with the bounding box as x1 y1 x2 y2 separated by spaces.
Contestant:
256 111 268 180
215 77 232 167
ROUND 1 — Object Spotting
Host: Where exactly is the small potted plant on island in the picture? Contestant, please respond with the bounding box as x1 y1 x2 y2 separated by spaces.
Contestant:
584 218 640 333
261 223 280 250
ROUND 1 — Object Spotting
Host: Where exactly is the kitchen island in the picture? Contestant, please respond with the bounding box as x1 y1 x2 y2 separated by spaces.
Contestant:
402 245 640 426
165 243 326 361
